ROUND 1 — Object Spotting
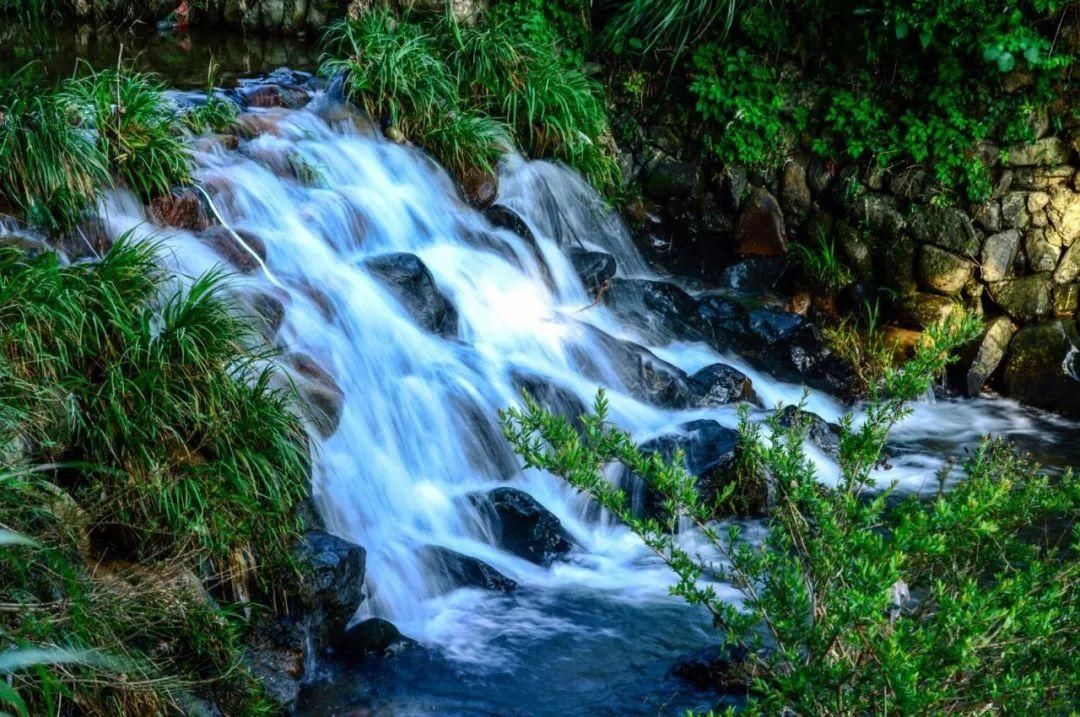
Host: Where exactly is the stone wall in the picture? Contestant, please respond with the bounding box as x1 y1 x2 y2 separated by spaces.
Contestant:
624 114 1080 417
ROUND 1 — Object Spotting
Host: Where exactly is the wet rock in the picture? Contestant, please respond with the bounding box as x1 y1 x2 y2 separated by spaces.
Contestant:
296 531 366 642
568 249 616 294
1046 184 1080 246
419 546 517 593
692 295 751 349
601 278 700 343
1053 283 1079 317
658 195 735 282
899 292 963 329
485 204 535 243
910 205 980 258
245 290 287 343
198 225 267 273
774 405 840 456
237 83 311 109
779 161 812 217
690 363 757 407
988 274 1053 323
287 352 345 438
972 200 1002 233
745 309 852 394
510 372 588 434
572 324 694 408
918 245 972 296
334 618 415 660
1000 192 1030 229
734 187 786 256
643 158 700 200
859 194 906 240
1001 320 1080 416
670 644 753 694
962 316 1016 397
716 256 788 294
0 232 53 261
1005 137 1072 167
980 229 1020 282
150 188 210 231
467 487 576 566
873 232 917 294
1026 230 1061 272
1054 239 1080 284
244 616 306 712
635 420 742 520
460 167 498 208
363 252 459 337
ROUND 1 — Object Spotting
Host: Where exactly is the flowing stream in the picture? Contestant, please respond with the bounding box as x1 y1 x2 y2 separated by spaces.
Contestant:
85 88 1079 715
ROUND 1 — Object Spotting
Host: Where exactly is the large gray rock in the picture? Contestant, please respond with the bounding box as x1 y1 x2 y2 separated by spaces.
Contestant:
987 274 1053 323
1000 192 1031 230
917 245 972 296
1001 321 1080 416
963 316 1017 397
601 278 700 343
643 158 701 200
859 194 906 240
287 353 345 438
568 249 616 294
910 206 980 257
980 229 1020 282
419 546 517 593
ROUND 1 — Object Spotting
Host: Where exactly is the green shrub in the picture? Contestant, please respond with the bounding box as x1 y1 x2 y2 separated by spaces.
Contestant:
503 313 1080 713
0 78 109 231
61 66 191 201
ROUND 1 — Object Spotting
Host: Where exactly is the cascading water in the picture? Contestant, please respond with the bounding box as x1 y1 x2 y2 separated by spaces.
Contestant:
97 95 1076 714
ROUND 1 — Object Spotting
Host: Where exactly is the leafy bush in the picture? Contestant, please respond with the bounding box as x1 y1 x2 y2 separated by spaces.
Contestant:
61 66 191 201
503 313 1080 713
0 78 109 231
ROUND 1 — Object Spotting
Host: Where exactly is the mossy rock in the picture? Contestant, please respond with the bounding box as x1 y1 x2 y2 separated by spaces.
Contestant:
1001 320 1080 416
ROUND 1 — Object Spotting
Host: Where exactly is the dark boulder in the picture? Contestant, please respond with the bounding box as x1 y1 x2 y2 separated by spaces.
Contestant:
572 323 694 408
1001 320 1080 417
460 167 498 208
643 158 700 200
363 252 459 337
332 618 415 661
670 644 753 694
632 420 742 521
774 405 841 457
716 256 788 295
601 278 701 343
568 248 616 294
295 531 366 642
692 295 751 349
466 487 576 566
418 546 518 594
690 364 758 407
744 309 853 395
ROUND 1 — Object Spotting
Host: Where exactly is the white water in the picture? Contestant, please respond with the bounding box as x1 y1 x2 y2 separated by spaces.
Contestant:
95 99 1076 684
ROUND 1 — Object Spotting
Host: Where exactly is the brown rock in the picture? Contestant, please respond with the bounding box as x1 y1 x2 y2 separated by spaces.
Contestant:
734 187 787 256
150 188 210 232
460 167 498 208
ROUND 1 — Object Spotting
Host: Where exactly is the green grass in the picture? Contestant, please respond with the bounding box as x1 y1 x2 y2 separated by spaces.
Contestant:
61 66 191 202
320 6 621 193
0 76 109 231
0 238 311 714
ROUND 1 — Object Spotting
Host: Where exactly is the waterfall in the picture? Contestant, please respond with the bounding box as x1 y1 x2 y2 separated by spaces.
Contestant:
95 97 1076 711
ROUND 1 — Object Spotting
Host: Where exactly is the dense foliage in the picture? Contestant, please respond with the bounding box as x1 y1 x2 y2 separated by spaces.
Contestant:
504 313 1080 713
607 0 1076 200
0 240 310 714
